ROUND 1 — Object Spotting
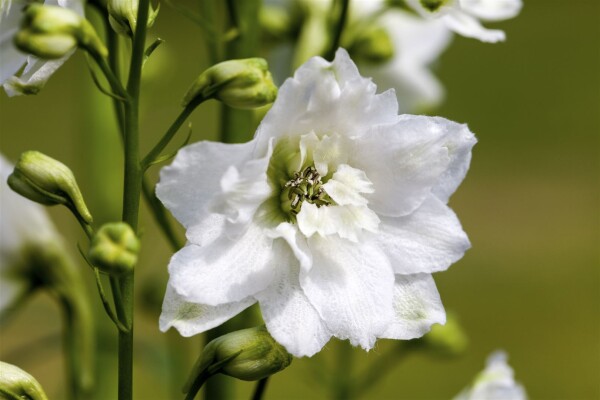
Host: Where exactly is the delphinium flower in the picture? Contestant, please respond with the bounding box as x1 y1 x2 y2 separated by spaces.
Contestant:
158 49 475 357
406 0 523 43
0 154 58 319
0 0 84 96
454 351 527 400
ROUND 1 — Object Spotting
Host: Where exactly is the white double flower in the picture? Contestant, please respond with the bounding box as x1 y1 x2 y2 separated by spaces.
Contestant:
158 49 476 357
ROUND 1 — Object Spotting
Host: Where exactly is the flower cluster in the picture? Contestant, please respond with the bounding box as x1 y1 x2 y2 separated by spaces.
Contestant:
158 49 475 357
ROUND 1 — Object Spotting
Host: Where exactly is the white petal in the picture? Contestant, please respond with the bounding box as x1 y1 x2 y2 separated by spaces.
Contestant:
351 116 456 217
405 0 459 18
381 273 446 340
322 164 373 206
429 117 477 203
377 196 470 275
297 203 379 242
256 253 331 357
254 48 398 155
3 56 72 96
443 10 506 42
267 222 312 271
311 133 350 177
300 236 394 349
168 223 276 306
460 0 522 22
160 283 254 336
210 139 273 225
0 0 26 84
157 139 257 229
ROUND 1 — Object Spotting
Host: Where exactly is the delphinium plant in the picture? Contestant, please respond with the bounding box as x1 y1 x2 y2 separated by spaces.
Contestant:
0 0 524 399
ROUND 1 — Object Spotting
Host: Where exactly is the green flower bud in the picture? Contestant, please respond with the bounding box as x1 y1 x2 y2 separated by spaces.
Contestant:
14 4 107 60
88 222 139 275
349 26 395 64
185 326 292 393
107 0 160 36
0 361 48 400
422 313 468 357
183 58 278 109
7 151 93 225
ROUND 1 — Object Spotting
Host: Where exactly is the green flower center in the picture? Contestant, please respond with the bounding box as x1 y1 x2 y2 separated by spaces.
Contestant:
282 165 332 217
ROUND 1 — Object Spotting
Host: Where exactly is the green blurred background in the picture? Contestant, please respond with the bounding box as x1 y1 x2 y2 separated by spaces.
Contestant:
1 0 598 399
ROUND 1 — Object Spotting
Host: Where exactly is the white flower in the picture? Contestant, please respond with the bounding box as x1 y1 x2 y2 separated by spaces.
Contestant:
157 49 475 357
356 7 452 113
0 154 57 318
406 0 523 43
455 351 527 400
0 0 84 96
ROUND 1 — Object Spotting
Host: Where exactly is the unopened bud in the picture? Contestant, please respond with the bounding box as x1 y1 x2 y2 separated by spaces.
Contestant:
108 0 159 36
349 26 394 64
183 58 278 109
8 151 93 224
88 222 139 275
422 313 468 357
15 4 107 59
185 326 292 393
0 361 48 400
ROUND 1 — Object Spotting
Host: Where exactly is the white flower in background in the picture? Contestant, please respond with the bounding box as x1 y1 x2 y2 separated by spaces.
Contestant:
455 351 527 400
158 49 475 357
406 0 523 43
356 7 452 113
0 0 84 96
0 154 57 319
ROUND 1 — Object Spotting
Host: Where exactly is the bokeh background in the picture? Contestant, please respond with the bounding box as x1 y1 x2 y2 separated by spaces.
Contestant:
1 1 598 399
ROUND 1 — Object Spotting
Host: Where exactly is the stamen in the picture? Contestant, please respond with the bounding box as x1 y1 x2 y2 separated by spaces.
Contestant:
283 165 332 216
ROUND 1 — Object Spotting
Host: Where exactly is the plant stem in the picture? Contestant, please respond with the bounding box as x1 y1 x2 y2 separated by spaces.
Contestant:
251 377 269 400
332 342 353 400
116 0 150 399
324 0 350 61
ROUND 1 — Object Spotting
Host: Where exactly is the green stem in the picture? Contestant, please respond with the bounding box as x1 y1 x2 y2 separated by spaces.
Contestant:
141 101 200 168
185 371 211 400
333 343 353 400
142 178 183 250
324 0 350 61
116 0 150 398
351 343 412 398
251 377 269 400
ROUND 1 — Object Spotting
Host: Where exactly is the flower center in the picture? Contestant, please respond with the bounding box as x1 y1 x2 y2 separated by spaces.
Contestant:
283 165 332 217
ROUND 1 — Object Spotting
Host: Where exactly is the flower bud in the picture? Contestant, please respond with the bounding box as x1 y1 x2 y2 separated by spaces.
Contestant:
0 361 49 400
88 222 139 275
422 313 468 357
183 58 278 109
14 4 107 59
185 326 292 392
7 151 93 225
107 0 160 36
349 26 394 64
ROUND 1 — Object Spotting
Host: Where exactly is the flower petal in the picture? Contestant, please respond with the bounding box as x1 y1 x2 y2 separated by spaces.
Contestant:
443 10 506 43
377 196 470 275
157 139 257 229
254 48 398 155
168 223 276 306
297 203 379 242
322 164 374 207
381 273 446 340
160 283 255 336
352 115 458 217
460 0 523 22
267 222 312 271
210 139 273 226
300 236 394 349
256 252 331 357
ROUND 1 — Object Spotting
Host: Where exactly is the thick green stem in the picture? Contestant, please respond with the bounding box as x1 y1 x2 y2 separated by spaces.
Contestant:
324 0 350 61
219 0 261 144
251 377 269 400
116 0 150 399
333 343 353 400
